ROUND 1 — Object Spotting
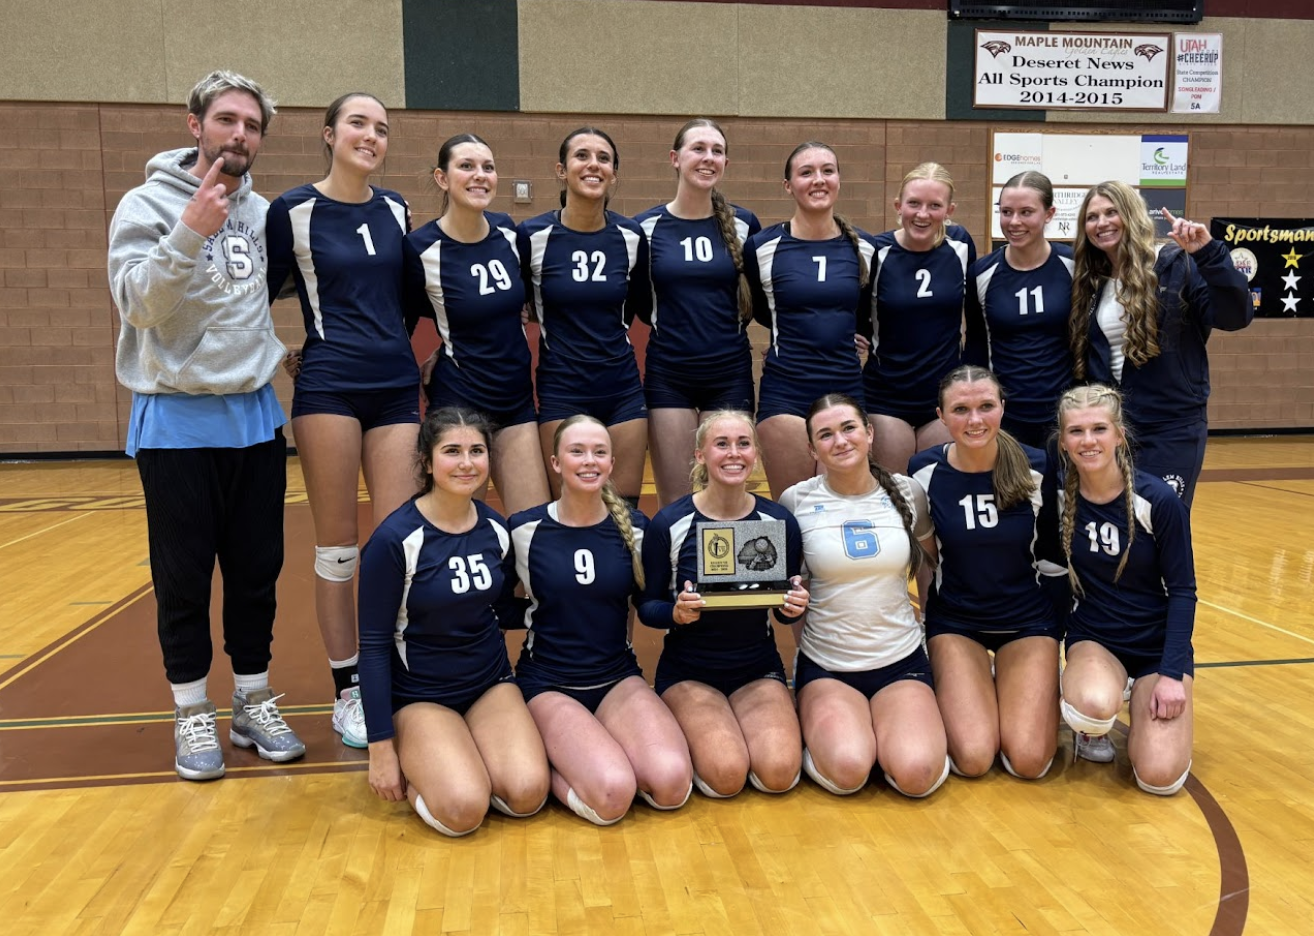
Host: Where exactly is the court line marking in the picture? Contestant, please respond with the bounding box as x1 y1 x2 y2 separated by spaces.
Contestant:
0 512 90 550
0 704 335 730
1200 599 1314 648
0 760 365 788
1197 657 1314 668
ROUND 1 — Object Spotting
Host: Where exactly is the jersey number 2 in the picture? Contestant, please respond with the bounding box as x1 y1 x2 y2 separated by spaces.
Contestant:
449 555 493 593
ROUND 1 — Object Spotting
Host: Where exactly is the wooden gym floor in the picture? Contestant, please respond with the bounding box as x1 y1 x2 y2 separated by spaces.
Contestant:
0 437 1312 935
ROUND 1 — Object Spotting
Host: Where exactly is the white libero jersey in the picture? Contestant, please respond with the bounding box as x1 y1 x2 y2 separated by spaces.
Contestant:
779 473 933 672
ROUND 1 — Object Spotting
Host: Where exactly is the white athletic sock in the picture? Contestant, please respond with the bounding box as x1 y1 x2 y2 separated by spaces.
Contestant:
171 677 208 708
329 654 359 670
233 671 269 695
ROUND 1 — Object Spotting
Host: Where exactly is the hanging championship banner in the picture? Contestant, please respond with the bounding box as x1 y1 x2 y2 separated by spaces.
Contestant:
1171 32 1222 114
1210 218 1314 318
974 29 1170 111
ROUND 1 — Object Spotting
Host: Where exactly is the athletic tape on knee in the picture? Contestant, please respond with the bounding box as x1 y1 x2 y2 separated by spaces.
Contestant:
802 748 865 796
1060 698 1118 737
314 545 359 582
1000 751 1054 781
413 793 477 838
749 768 800 794
1134 761 1191 797
692 771 737 799
885 755 951 799
490 792 546 819
565 787 624 826
638 781 693 811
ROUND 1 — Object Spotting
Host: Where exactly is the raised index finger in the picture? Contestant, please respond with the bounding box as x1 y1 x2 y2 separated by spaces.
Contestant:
202 155 226 188
1159 206 1178 224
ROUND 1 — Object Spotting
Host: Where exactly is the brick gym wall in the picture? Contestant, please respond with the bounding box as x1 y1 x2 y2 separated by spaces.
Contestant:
0 103 1310 453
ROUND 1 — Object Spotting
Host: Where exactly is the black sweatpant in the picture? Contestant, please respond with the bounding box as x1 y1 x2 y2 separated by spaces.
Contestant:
136 430 287 684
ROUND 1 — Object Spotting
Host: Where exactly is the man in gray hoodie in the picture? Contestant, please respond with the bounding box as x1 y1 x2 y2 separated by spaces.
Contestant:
108 70 305 781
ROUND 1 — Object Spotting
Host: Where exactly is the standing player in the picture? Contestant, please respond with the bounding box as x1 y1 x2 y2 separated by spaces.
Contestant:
863 163 977 474
970 171 1075 449
781 394 950 799
1070 181 1250 507
519 128 651 505
109 71 304 780
510 416 693 825
639 411 809 798
266 93 422 750
635 119 761 507
908 367 1063 780
407 133 550 516
1055 385 1195 794
747 142 876 498
357 407 550 835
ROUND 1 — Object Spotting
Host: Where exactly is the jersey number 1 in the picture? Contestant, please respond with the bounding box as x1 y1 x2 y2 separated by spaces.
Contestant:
356 223 376 257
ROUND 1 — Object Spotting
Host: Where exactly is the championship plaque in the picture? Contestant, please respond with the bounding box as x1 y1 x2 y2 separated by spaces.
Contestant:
694 519 789 609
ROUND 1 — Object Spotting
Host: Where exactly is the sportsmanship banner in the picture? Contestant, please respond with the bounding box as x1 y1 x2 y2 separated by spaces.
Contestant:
974 29 1171 111
1210 218 1314 318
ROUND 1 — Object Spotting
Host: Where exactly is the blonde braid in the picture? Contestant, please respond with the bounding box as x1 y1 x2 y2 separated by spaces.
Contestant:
1060 451 1083 597
834 213 870 287
600 479 644 589
870 462 925 578
1114 445 1136 584
710 189 753 323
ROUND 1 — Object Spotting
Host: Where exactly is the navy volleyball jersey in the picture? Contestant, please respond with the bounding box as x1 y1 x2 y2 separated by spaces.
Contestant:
356 499 519 743
970 243 1076 425
638 494 802 668
1065 471 1196 680
909 443 1063 632
517 210 651 397
266 184 419 392
510 503 648 687
404 211 532 413
635 204 761 376
863 225 977 410
747 223 877 405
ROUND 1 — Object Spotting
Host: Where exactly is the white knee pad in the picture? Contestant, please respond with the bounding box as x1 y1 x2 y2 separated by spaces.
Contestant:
749 768 800 794
565 787 625 826
802 748 866 796
885 755 951 799
1060 698 1118 737
692 771 738 799
1134 761 1191 797
413 793 477 838
1000 751 1054 780
314 544 359 582
490 792 546 818
638 781 693 811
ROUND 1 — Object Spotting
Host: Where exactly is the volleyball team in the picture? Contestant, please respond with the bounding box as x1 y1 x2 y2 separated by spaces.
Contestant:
110 75 1253 832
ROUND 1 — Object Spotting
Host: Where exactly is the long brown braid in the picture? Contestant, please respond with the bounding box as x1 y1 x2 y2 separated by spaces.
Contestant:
1056 384 1136 594
805 393 926 578
553 414 644 588
784 141 869 286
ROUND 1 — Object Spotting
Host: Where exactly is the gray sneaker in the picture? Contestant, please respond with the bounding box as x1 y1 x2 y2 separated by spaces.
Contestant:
230 688 306 762
175 700 225 781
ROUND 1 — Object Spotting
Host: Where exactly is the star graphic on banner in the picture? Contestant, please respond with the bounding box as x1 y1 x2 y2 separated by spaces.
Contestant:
1282 293 1302 313
1282 270 1302 291
1281 247 1303 268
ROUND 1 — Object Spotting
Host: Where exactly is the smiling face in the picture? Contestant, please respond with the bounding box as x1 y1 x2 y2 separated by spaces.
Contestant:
557 133 617 204
784 146 840 215
189 89 264 178
1060 404 1125 481
807 403 874 473
695 416 758 488
324 95 388 176
552 420 614 495
1083 194 1123 258
998 185 1054 253
672 125 726 192
938 379 1003 452
896 178 954 250
426 426 489 497
437 141 497 213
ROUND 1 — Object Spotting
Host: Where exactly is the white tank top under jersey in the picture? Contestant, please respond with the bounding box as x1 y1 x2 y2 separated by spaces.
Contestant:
1096 244 1166 383
779 473 933 673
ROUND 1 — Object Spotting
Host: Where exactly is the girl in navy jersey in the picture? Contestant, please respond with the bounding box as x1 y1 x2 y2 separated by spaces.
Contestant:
863 162 977 474
1070 181 1250 508
518 128 651 505
266 93 423 750
635 119 761 507
639 411 809 798
1055 385 1195 794
908 367 1063 781
357 407 550 834
510 416 693 824
780 394 950 799
747 142 876 498
406 134 550 516
969 172 1075 449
